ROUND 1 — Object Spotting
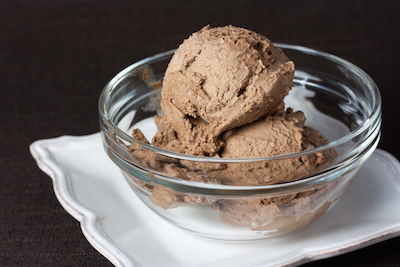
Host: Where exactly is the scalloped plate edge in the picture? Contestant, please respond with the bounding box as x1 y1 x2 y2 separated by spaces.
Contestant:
30 133 134 267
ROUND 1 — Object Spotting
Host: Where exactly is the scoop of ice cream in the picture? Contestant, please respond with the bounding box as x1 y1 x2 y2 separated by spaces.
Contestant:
220 109 306 158
176 108 336 186
144 109 336 186
161 25 295 155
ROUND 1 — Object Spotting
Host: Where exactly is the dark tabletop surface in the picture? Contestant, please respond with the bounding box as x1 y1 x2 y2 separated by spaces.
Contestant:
2 0 400 266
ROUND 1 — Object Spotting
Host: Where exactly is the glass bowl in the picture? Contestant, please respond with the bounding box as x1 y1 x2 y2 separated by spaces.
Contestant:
98 44 381 242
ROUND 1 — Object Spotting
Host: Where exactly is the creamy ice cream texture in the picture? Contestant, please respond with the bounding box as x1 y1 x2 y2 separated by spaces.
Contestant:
129 25 337 230
159 25 295 156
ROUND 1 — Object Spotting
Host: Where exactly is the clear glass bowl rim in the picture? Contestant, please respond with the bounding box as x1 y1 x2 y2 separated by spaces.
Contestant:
98 44 382 164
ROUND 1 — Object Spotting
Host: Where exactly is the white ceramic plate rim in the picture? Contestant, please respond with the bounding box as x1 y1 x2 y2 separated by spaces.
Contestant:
30 133 400 267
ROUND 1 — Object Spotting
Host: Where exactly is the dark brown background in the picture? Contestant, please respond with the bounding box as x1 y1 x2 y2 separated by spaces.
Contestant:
1 0 400 266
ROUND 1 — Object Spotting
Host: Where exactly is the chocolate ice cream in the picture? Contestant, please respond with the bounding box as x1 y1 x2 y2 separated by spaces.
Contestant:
128 25 337 231
160 25 295 156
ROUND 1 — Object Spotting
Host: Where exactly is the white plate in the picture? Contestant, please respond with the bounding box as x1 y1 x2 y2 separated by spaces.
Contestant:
30 133 400 267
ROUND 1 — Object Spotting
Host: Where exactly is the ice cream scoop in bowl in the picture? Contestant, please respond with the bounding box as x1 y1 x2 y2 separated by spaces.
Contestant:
99 28 381 242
